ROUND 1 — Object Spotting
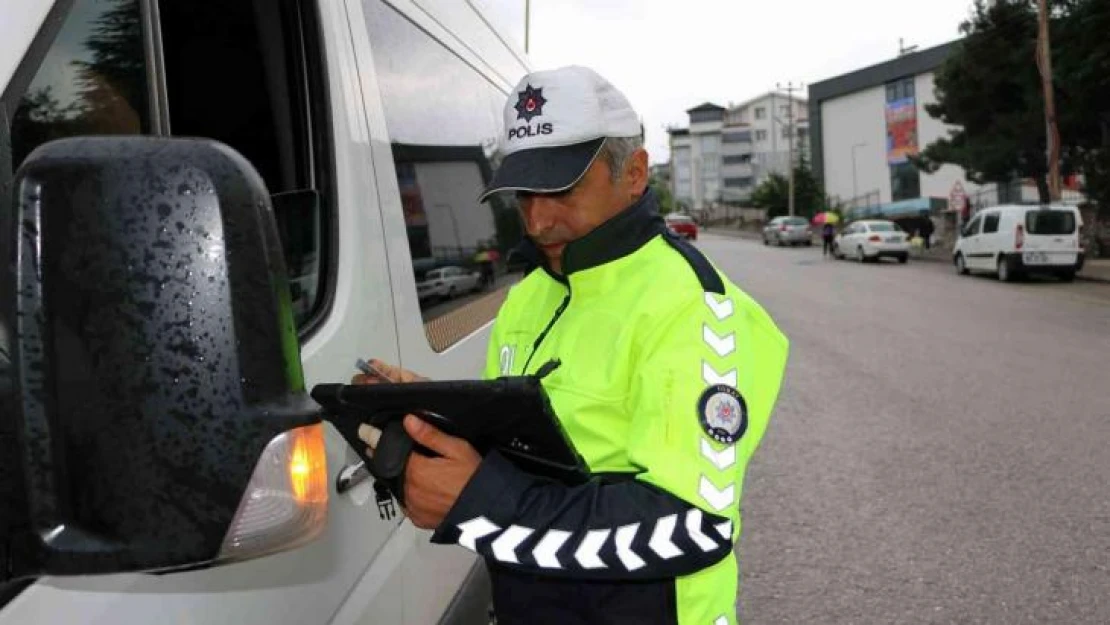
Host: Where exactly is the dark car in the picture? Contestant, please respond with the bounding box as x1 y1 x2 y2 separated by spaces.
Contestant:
665 213 698 240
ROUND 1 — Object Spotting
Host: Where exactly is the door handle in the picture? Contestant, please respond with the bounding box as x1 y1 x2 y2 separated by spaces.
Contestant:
336 460 371 494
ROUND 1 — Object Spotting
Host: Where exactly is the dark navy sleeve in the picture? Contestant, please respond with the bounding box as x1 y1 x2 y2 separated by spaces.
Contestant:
429 451 734 580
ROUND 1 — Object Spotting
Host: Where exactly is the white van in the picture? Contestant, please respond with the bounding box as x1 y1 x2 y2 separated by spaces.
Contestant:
1 0 530 622
952 204 1084 282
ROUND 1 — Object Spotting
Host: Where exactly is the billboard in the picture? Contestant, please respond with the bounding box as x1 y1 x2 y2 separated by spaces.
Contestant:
885 96 919 165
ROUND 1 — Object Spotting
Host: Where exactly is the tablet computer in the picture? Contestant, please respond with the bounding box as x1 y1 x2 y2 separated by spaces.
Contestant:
311 375 591 485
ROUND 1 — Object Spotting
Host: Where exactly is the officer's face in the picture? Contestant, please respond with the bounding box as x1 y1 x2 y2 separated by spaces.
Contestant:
517 148 649 273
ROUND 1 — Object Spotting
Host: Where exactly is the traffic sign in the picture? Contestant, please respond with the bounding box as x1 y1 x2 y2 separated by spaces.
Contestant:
949 181 968 214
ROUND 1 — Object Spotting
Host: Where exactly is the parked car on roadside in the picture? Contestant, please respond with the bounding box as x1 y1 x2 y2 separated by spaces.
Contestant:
664 213 698 240
417 265 484 301
833 219 910 263
953 204 1083 282
763 216 813 246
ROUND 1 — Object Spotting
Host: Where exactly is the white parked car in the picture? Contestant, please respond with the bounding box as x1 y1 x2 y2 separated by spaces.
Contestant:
417 265 484 301
833 220 910 263
953 204 1083 282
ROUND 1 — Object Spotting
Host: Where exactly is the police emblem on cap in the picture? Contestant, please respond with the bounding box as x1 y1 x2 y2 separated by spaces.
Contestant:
697 384 748 445
514 84 547 122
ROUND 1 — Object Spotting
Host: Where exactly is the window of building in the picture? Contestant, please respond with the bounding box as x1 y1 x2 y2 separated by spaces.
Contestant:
755 130 768 141
890 161 921 201
364 0 524 352
782 127 791 139
690 109 723 123
722 154 751 165
700 157 718 178
699 134 720 155
755 107 766 120
723 177 753 188
722 131 751 143
886 77 915 102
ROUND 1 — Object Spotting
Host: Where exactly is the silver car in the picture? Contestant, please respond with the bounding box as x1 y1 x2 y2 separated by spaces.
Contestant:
763 216 813 246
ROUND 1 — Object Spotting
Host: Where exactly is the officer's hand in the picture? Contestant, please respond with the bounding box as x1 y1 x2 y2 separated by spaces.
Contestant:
399 414 481 530
349 358 429 385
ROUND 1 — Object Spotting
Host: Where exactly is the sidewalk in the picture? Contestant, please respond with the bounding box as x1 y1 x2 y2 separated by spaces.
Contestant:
911 246 1110 283
1080 259 1110 283
703 227 1110 284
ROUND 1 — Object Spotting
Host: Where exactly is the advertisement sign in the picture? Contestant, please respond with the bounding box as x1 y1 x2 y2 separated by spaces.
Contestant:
885 97 919 165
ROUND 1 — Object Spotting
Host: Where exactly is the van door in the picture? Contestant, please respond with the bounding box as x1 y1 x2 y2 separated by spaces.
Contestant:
1020 208 1080 267
960 214 986 269
979 211 1002 267
343 0 531 621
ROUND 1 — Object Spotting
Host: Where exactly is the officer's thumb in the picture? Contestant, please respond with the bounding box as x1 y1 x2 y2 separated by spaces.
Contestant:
403 414 458 458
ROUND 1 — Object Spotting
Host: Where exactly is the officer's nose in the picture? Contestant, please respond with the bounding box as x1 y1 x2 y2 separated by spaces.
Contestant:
520 195 560 236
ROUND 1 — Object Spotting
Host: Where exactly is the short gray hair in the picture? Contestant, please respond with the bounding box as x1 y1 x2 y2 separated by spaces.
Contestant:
598 136 644 182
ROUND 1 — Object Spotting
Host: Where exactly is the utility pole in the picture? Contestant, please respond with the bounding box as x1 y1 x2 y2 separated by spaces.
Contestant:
777 82 802 216
1036 0 1061 201
524 0 531 53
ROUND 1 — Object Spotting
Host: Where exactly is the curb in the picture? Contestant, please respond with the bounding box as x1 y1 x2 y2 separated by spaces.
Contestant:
914 253 1110 283
704 228 761 241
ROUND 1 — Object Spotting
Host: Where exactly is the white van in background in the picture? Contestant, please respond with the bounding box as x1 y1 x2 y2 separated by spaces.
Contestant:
1 0 530 622
953 204 1084 282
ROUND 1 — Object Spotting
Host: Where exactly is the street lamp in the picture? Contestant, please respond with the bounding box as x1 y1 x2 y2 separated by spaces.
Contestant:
851 142 867 211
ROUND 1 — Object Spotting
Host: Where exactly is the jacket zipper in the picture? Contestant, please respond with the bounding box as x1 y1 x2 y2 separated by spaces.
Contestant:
522 292 570 374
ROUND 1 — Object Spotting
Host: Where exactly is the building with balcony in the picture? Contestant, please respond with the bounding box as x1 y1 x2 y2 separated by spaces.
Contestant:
668 93 808 215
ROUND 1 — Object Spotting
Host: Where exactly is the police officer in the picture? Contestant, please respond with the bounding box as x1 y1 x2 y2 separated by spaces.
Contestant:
357 66 789 625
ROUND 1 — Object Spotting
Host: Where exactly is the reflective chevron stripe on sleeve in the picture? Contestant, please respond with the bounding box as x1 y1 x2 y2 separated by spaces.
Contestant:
697 293 741 515
445 504 732 579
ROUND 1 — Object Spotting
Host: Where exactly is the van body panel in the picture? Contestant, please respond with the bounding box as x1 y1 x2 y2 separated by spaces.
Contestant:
1 0 527 621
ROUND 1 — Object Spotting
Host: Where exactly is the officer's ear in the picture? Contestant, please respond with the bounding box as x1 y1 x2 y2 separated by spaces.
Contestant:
624 148 649 200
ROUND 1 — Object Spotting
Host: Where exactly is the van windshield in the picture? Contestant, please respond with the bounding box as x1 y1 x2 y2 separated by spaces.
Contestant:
1025 210 1076 235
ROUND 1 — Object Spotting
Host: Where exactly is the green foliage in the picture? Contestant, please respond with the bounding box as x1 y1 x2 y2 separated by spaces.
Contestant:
649 175 676 214
750 154 839 218
914 0 1110 208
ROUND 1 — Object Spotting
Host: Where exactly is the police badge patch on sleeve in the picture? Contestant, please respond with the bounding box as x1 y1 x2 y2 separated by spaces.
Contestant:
697 384 748 445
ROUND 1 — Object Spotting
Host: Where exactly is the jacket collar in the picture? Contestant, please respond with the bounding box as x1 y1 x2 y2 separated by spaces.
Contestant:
513 188 667 281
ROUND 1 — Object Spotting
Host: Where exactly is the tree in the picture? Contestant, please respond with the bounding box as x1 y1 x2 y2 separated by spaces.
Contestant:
911 0 1076 203
750 154 830 219
750 173 791 219
649 175 676 214
1055 0 1110 215
72 0 146 133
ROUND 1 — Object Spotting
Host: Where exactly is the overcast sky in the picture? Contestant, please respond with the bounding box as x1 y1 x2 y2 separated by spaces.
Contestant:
474 0 977 164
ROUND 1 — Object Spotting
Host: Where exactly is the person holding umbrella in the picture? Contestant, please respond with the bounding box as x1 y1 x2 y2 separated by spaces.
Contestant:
813 212 840 258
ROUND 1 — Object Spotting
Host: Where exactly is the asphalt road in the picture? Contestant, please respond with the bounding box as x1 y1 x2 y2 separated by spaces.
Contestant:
695 234 1110 624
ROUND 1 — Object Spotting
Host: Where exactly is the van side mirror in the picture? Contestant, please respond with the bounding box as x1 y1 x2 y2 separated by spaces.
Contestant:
1 137 327 582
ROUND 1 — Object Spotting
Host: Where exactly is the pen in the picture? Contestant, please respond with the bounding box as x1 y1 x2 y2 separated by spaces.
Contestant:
355 358 394 382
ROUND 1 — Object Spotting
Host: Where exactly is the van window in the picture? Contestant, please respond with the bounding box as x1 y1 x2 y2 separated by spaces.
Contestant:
8 0 151 169
159 0 334 332
1025 210 1076 235
983 213 1000 234
4 0 333 334
963 215 982 237
363 0 526 352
